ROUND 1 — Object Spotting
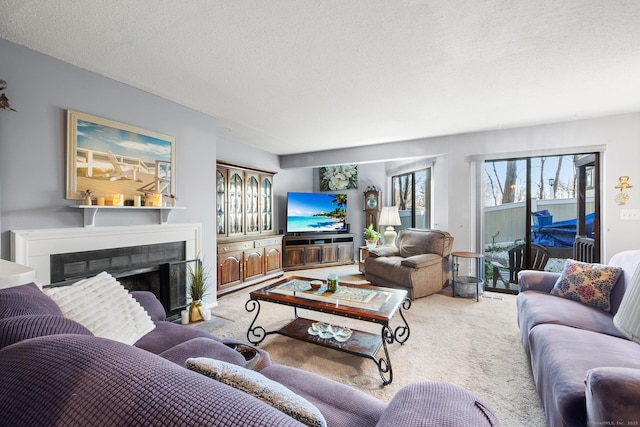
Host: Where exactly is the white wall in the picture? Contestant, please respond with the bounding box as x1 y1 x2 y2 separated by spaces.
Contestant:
281 114 640 262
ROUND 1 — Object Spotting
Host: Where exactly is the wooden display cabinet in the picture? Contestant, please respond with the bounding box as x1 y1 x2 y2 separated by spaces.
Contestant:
216 162 282 295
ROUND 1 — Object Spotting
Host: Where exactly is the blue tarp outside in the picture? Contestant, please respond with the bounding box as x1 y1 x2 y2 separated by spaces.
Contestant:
531 211 595 248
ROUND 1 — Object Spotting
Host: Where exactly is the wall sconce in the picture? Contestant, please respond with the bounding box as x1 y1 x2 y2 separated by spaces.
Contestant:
0 80 16 112
615 176 632 205
379 206 401 247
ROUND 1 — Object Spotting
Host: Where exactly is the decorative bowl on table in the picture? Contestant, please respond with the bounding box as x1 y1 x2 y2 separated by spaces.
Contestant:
309 280 323 290
307 322 352 342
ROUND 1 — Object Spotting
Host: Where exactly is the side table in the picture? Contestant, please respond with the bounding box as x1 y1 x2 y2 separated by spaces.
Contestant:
450 251 484 302
358 246 370 273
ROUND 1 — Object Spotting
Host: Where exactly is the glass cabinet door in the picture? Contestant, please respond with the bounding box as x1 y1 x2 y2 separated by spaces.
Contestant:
261 175 273 233
216 163 276 239
246 173 260 234
216 167 227 236
228 169 244 236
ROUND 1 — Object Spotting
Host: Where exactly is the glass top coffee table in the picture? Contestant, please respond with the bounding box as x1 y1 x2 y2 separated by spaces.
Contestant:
246 276 411 385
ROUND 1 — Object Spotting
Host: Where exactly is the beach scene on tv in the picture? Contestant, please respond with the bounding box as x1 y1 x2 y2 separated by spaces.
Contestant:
287 193 347 232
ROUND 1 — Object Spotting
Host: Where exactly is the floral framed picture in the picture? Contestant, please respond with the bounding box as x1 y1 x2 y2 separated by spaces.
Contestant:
319 164 358 191
66 110 175 200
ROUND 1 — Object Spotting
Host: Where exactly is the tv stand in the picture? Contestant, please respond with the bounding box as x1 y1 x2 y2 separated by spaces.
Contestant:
283 233 355 270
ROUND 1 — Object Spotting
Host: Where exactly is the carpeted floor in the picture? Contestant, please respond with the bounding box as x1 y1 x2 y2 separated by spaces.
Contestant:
194 264 547 427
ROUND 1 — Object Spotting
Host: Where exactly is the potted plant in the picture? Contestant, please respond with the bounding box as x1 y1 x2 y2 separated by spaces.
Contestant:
187 258 209 322
363 224 381 250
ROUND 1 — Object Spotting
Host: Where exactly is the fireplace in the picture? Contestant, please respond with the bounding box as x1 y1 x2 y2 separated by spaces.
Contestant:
49 241 190 320
11 224 206 319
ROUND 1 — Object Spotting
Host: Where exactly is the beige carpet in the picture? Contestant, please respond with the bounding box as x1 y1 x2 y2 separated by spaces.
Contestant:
195 265 547 427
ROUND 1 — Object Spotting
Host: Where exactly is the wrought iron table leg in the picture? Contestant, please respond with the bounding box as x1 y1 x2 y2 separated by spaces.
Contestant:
375 325 395 385
245 299 267 345
394 298 411 344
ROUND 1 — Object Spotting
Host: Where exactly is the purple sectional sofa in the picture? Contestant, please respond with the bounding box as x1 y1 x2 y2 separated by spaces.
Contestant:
517 250 640 427
0 281 501 426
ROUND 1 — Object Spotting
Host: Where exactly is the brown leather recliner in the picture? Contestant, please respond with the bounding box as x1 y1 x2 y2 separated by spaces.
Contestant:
364 228 454 300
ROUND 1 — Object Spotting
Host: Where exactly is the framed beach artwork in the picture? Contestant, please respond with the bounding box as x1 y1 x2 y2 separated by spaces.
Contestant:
66 110 176 200
319 164 358 191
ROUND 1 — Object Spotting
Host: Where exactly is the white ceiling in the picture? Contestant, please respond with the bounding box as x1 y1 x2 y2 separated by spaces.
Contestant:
2 1 640 155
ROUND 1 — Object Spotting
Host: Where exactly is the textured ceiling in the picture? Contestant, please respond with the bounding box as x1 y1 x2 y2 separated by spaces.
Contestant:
2 1 640 155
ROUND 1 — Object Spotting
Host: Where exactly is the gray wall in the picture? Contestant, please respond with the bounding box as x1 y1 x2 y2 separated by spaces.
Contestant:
3 36 640 271
281 114 640 262
0 38 217 261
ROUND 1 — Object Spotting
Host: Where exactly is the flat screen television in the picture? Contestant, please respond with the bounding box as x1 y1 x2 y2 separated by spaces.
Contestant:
286 192 347 234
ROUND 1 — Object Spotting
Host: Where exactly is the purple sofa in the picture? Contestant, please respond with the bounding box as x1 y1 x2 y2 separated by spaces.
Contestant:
517 250 640 427
0 282 500 426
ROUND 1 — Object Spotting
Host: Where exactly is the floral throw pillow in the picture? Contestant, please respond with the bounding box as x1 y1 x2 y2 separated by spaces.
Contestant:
550 259 623 312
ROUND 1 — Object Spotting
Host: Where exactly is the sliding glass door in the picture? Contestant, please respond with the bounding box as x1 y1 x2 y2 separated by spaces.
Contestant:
483 153 599 293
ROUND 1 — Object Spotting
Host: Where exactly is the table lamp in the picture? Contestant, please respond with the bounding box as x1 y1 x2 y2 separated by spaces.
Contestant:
613 267 640 344
379 206 401 247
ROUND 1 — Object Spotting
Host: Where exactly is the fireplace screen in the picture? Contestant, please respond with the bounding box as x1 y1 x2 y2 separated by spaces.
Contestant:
49 242 188 321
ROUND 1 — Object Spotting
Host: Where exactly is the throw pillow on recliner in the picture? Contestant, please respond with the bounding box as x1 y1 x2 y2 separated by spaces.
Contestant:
550 259 623 312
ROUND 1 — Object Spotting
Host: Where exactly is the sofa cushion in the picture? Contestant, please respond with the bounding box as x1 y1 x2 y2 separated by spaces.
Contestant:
260 364 386 427
516 291 625 356
401 253 443 269
134 321 221 354
0 282 63 318
131 290 166 321
376 381 500 427
528 324 640 427
44 272 155 345
187 358 326 427
550 259 622 312
159 337 246 367
0 334 302 427
397 229 452 258
0 314 93 349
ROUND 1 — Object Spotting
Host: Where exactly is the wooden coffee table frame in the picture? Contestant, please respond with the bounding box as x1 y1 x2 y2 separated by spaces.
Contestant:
245 276 411 385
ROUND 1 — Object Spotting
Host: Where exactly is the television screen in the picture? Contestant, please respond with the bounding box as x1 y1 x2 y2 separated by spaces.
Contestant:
286 192 347 233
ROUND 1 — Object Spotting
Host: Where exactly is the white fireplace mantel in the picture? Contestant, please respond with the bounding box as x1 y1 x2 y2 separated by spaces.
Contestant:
11 223 202 285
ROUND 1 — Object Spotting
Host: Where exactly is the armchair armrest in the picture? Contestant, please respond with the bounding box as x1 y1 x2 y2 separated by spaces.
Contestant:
376 382 500 427
586 367 640 426
401 254 437 269
517 270 560 293
369 246 400 258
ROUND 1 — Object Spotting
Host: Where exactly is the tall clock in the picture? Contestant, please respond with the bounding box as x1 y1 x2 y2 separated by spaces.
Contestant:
363 186 381 230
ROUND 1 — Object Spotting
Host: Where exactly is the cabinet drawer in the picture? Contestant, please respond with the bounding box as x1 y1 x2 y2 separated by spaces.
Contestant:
255 236 283 247
218 241 254 253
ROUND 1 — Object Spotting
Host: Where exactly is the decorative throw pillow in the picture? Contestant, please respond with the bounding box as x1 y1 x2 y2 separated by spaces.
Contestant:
44 272 155 345
550 259 623 312
186 357 326 427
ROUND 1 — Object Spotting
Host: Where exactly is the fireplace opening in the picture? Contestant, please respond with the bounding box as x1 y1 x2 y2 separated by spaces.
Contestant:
49 242 188 321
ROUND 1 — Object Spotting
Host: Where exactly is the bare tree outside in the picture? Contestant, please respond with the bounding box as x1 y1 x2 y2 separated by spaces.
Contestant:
485 155 578 207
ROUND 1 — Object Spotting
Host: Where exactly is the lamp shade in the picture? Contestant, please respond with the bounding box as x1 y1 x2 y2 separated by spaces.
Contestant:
613 267 640 344
379 206 401 226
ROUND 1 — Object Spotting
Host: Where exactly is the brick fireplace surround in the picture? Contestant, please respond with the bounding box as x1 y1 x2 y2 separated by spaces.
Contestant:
10 224 206 312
